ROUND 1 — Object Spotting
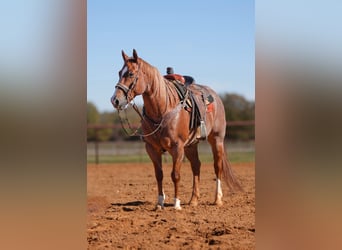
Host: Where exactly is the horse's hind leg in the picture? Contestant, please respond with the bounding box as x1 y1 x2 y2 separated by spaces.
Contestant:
208 135 225 206
185 143 201 206
145 143 164 209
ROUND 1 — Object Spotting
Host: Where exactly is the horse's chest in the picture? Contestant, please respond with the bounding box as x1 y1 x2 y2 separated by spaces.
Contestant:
143 130 174 153
142 108 190 151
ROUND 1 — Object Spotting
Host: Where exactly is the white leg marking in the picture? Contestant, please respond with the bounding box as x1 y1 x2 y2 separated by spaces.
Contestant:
174 198 182 210
158 193 166 206
216 178 223 200
156 192 165 210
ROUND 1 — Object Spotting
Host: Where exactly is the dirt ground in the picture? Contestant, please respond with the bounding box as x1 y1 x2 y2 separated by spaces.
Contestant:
87 162 255 249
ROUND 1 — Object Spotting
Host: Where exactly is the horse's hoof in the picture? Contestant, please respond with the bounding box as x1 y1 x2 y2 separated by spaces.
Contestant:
214 201 223 206
174 198 182 210
189 200 198 207
155 204 164 211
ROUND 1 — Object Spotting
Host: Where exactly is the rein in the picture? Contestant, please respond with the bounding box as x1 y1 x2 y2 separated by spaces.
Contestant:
116 66 170 138
117 101 165 137
116 64 185 138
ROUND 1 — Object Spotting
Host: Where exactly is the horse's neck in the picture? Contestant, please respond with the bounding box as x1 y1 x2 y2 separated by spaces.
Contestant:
142 73 167 121
142 67 178 122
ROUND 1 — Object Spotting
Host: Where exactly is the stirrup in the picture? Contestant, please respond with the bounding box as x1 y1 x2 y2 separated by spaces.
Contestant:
197 120 207 140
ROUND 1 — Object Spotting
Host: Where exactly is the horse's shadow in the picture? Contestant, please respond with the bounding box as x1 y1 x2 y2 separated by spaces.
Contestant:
110 200 174 211
111 201 146 207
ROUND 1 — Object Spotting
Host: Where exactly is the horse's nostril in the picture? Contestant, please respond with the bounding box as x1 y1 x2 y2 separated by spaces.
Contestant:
115 99 119 106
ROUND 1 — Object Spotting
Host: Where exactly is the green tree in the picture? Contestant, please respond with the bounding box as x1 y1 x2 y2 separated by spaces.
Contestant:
87 102 99 123
87 102 99 141
99 111 119 141
220 93 255 140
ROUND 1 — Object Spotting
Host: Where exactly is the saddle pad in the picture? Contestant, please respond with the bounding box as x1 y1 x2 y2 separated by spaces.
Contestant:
206 102 214 113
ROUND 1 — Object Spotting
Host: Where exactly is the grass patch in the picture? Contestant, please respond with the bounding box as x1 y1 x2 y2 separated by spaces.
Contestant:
87 154 152 163
87 151 254 164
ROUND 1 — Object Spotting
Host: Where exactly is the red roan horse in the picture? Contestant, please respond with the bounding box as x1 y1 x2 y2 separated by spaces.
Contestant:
111 49 242 210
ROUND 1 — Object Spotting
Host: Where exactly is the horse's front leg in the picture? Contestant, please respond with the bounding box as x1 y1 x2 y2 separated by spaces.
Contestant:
170 143 185 210
145 143 164 209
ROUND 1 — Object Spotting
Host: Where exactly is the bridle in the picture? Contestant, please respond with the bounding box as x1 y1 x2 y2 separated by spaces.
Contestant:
114 63 166 137
114 61 186 138
115 63 140 103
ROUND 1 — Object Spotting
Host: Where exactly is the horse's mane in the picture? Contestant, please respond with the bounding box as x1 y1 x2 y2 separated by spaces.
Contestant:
138 58 163 82
138 58 180 107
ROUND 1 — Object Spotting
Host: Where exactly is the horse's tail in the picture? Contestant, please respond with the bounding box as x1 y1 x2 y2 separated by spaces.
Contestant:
222 150 244 192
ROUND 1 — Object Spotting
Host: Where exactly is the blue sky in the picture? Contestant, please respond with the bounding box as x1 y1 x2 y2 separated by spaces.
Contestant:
88 0 254 112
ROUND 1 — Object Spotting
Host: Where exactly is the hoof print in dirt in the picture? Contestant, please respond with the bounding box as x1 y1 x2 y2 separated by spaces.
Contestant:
208 239 221 245
122 207 134 212
211 227 232 236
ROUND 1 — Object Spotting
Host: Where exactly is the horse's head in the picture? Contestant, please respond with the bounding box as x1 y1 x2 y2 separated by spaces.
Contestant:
111 49 145 110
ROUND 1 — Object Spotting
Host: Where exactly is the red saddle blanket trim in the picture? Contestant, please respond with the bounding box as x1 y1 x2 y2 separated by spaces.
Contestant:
185 102 214 113
206 102 214 113
164 74 185 84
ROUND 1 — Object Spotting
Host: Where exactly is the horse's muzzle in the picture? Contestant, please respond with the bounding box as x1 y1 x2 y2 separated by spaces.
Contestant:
111 95 128 110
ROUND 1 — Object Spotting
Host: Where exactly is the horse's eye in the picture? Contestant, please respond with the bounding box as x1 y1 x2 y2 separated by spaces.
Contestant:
128 72 134 78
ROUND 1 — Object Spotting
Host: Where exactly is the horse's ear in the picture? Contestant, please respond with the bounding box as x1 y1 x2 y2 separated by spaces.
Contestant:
132 49 138 61
122 50 129 61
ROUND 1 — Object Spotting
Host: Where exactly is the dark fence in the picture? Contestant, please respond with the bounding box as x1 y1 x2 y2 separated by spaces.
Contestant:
87 121 255 164
87 120 255 129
